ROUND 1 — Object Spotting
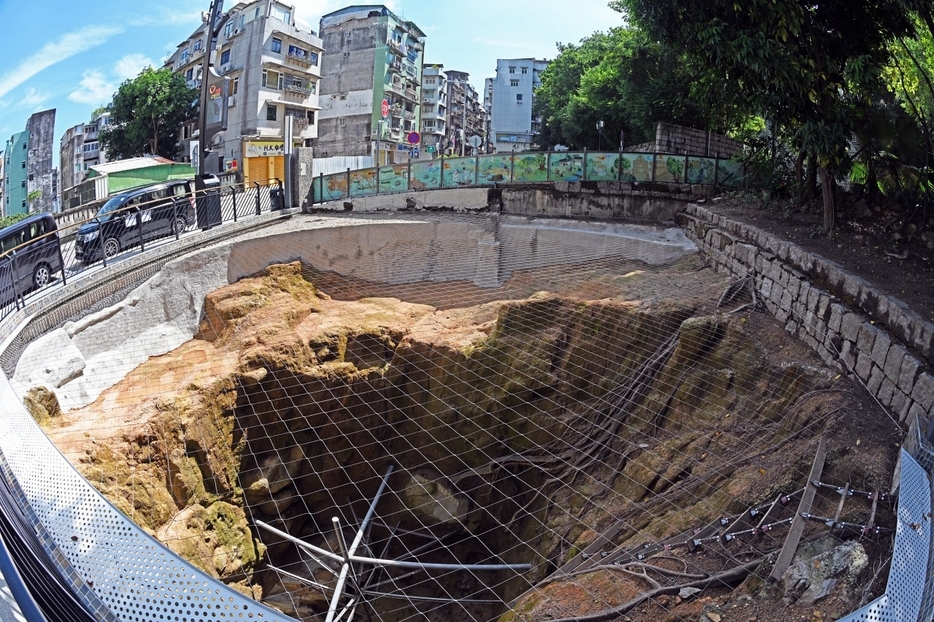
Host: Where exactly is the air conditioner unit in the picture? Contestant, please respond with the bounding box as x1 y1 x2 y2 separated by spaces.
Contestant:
228 95 237 107
234 29 240 35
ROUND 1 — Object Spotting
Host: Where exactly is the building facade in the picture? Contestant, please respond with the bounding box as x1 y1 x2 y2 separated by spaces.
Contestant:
488 58 547 153
419 63 447 157
3 109 57 217
317 5 425 165
166 0 323 183
443 70 486 156
60 111 111 198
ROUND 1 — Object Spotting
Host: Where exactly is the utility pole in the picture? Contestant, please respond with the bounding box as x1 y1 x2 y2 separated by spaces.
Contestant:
197 0 228 176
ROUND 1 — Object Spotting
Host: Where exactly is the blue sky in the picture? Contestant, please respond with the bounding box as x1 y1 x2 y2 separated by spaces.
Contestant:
0 0 624 164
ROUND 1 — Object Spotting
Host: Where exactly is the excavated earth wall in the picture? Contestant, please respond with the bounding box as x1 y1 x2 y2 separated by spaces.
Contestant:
677 203 934 453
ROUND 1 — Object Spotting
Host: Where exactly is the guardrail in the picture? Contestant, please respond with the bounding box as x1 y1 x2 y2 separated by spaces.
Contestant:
0 178 285 326
311 150 745 204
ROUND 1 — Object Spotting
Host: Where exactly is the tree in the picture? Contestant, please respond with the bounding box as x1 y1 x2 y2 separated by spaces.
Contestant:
99 67 198 160
612 0 915 231
534 28 746 152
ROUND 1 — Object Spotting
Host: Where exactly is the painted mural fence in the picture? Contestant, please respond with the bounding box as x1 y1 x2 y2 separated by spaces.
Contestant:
312 151 746 203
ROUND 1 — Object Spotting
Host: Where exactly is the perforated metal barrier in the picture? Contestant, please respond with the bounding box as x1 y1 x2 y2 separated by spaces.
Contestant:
0 347 296 622
837 450 930 622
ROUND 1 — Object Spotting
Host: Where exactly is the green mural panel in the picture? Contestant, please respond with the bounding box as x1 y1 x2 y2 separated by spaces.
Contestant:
378 165 409 193
442 157 477 186
477 155 512 185
315 173 349 203
349 168 379 197
585 153 620 181
410 160 441 190
619 154 653 182
717 160 744 187
686 157 717 185
513 153 547 182
549 152 585 181
654 155 685 183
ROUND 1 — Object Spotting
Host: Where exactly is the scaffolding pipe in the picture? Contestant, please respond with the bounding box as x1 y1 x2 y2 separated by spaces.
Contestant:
325 464 395 622
256 519 532 572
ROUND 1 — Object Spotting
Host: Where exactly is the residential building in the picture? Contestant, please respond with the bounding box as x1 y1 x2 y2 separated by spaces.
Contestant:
317 5 425 165
420 63 447 157
166 0 323 183
443 69 486 156
3 109 57 217
60 111 111 196
488 58 547 153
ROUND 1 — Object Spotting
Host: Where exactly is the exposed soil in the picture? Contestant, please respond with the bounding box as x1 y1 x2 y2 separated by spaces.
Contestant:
702 192 934 323
34 252 904 622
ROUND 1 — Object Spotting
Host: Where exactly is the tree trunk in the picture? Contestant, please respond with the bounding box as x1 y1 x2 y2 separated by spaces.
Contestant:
795 151 805 204
820 166 835 232
804 158 818 201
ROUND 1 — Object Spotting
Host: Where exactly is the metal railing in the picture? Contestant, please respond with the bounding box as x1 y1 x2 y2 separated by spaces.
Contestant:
0 179 285 325
312 149 746 204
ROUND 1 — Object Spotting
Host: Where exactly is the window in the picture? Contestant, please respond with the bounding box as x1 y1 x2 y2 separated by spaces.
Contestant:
266 104 277 121
186 68 193 80
262 69 282 89
271 37 282 53
424 89 435 98
231 77 239 95
338 118 346 126
224 21 234 37
426 77 435 84
180 49 189 63
508 66 515 73
269 4 291 23
516 94 523 103
287 44 303 58
21 180 25 188
521 67 528 74
220 49 230 64
193 39 202 51
239 14 245 28
307 110 315 124
309 51 319 65
424 120 435 128
342 51 350 59
423 104 434 113
510 79 519 87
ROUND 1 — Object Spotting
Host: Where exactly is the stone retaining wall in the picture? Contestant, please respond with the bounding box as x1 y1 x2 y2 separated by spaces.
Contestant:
677 203 934 440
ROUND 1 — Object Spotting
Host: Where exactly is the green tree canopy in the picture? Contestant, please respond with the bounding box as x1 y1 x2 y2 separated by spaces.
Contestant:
534 27 746 152
611 0 915 230
99 67 198 160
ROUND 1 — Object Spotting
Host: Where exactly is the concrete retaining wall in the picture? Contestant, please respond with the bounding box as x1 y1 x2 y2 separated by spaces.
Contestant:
308 181 713 224
678 203 934 441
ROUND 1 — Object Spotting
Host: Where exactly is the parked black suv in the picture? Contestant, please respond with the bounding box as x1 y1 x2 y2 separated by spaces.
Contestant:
75 180 196 263
0 212 64 308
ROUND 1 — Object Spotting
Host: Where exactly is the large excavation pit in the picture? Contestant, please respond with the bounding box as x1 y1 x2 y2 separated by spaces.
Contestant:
14 214 900 622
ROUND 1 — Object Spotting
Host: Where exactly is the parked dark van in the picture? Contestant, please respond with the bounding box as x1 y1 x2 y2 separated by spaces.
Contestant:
74 179 196 263
0 212 64 307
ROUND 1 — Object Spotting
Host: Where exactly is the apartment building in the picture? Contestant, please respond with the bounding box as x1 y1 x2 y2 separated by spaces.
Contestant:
60 111 110 195
317 5 425 165
3 109 58 216
420 63 447 156
444 70 486 156
166 0 323 181
488 58 548 153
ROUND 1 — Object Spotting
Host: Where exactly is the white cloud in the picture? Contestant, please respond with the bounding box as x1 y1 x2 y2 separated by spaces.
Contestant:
114 53 155 80
68 70 115 106
21 88 49 108
0 25 123 99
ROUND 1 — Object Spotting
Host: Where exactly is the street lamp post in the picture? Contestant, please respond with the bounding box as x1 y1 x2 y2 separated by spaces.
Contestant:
596 119 604 151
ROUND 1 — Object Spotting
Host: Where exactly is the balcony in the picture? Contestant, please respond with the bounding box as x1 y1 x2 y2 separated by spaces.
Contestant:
404 85 417 99
403 110 415 120
286 51 314 69
388 60 402 74
387 39 404 55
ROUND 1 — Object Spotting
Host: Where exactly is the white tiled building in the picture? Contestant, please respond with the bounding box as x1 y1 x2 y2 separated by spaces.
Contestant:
166 0 323 180
488 58 547 153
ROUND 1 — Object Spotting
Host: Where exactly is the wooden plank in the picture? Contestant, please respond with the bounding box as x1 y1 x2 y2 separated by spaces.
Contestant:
863 489 880 536
769 438 826 582
832 483 850 528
